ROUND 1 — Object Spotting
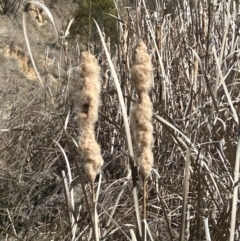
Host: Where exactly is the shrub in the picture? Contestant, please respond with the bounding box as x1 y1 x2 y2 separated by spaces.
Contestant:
0 0 22 14
70 0 117 44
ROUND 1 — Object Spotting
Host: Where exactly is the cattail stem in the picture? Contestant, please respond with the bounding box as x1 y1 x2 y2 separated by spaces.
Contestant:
143 178 147 220
92 182 99 241
88 0 91 50
91 182 95 203
142 177 147 241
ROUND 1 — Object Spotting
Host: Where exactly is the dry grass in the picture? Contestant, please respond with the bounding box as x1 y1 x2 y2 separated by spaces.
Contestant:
1 0 240 240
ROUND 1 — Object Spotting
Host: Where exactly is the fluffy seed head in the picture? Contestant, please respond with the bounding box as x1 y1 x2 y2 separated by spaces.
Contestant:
130 93 154 178
130 99 153 151
76 51 104 183
78 127 104 183
137 147 154 179
130 40 154 179
85 156 104 184
76 51 101 129
131 40 152 94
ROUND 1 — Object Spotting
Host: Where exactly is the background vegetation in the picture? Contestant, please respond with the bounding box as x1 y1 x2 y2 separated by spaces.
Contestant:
70 0 117 44
0 0 22 14
0 0 240 240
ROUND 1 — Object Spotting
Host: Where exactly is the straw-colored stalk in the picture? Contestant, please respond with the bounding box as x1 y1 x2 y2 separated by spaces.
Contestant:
76 51 104 185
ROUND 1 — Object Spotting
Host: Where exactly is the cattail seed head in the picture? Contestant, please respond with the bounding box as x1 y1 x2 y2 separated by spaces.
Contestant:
76 51 101 129
78 127 104 183
137 147 154 179
130 40 154 179
130 101 153 150
131 40 152 94
76 51 104 183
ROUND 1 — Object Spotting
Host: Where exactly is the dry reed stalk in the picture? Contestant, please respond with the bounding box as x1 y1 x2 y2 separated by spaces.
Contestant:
76 51 103 184
121 24 128 61
102 33 110 89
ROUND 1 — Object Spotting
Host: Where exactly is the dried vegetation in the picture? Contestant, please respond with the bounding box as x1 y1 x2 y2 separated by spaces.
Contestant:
1 0 240 240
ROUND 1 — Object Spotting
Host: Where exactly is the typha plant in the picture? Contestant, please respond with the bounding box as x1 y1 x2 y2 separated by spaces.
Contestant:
130 39 153 240
75 51 103 240
76 51 103 190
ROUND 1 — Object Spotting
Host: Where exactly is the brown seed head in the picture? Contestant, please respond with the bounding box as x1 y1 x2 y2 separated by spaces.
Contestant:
76 51 104 183
130 40 154 179
131 40 152 94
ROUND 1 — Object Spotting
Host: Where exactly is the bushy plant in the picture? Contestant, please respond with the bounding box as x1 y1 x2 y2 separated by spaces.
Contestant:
0 0 22 14
70 0 117 44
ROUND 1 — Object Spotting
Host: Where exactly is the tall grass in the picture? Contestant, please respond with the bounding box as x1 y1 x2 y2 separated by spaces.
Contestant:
0 0 240 240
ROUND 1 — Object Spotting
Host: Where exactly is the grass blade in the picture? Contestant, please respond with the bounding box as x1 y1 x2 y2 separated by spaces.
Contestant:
204 218 211 241
230 122 240 241
179 148 191 241
23 1 59 88
212 45 238 124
